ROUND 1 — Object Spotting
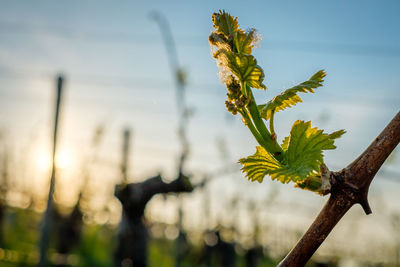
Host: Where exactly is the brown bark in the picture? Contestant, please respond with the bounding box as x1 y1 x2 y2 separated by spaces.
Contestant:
279 111 400 267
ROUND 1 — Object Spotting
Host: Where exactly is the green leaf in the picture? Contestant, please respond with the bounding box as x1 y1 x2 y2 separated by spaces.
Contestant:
284 120 345 179
281 136 290 151
240 120 345 184
233 29 256 54
258 70 326 120
210 11 266 89
214 50 266 89
329 129 347 139
239 146 298 183
211 10 242 37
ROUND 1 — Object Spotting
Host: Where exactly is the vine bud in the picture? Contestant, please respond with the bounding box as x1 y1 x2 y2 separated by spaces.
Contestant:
225 100 238 115
235 95 249 109
226 77 241 99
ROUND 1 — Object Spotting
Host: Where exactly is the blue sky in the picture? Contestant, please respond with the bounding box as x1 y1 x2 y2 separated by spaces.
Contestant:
0 0 399 258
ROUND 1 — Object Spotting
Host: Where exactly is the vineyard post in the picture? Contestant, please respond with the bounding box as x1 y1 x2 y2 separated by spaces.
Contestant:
38 75 64 267
0 145 8 247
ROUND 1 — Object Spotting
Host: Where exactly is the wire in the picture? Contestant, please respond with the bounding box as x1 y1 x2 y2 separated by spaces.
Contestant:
1 21 400 57
0 65 399 107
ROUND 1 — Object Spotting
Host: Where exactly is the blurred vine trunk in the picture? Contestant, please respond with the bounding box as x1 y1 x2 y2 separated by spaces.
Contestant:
215 231 236 267
245 247 263 267
0 203 3 246
0 193 5 247
150 12 192 266
53 203 83 267
114 174 193 267
244 200 263 267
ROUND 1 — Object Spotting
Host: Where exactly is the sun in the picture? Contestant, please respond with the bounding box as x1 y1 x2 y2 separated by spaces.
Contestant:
36 150 74 171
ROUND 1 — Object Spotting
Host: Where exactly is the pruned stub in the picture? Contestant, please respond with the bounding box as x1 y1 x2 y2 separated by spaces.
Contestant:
329 169 372 215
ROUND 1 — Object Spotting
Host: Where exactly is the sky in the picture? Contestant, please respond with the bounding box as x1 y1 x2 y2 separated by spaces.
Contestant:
0 0 399 260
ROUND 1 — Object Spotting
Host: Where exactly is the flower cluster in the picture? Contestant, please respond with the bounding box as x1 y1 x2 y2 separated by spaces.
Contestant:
224 76 249 115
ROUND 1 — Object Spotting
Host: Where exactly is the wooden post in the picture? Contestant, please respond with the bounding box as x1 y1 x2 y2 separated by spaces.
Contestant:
0 145 8 247
121 128 131 184
38 75 64 267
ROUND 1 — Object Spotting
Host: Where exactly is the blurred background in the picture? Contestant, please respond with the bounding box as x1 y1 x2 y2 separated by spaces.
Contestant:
0 1 399 266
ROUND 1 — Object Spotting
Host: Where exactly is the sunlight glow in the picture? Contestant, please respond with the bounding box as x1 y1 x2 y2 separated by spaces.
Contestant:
36 150 74 171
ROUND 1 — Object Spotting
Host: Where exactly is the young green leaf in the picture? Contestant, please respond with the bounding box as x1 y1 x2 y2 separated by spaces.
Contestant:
213 50 266 89
239 146 297 183
240 121 345 185
284 120 345 178
211 10 242 36
258 70 326 120
233 29 256 54
281 136 290 151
